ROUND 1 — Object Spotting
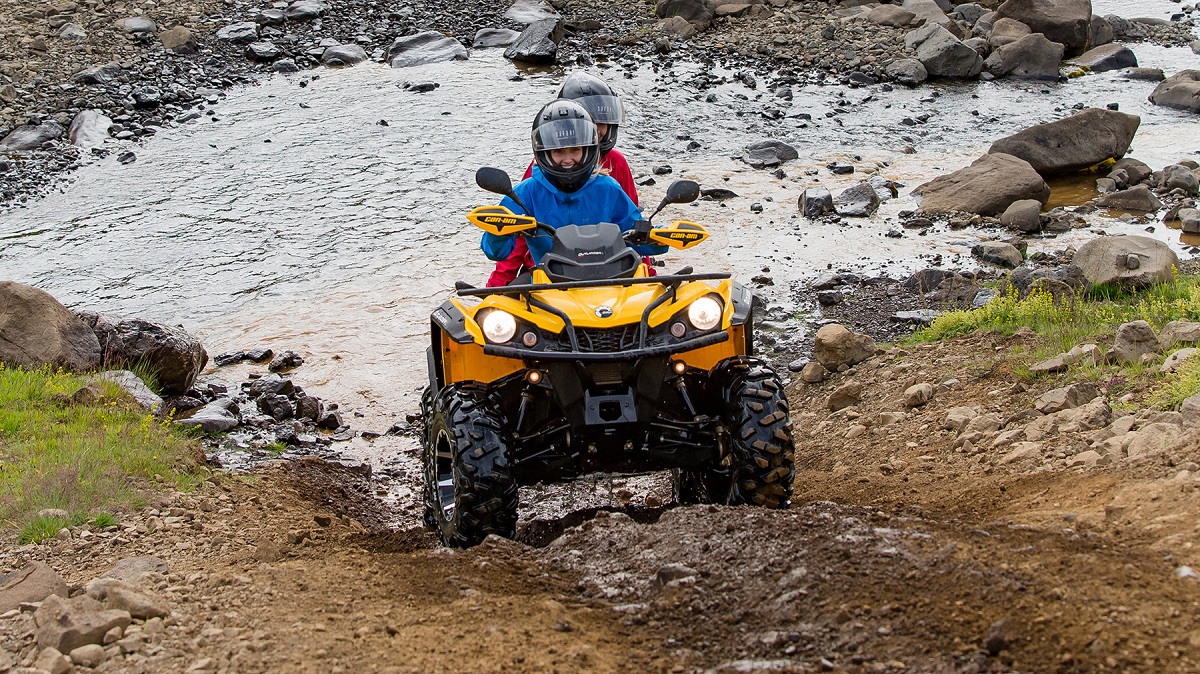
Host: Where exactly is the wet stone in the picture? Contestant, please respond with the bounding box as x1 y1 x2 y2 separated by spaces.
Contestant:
269 350 304 372
246 348 274 362
827 162 854 175
246 42 281 61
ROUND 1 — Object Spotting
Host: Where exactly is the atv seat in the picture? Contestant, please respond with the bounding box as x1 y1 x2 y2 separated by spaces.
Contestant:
538 223 641 283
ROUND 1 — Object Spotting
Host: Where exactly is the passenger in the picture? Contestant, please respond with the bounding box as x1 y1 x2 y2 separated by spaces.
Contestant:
480 100 664 279
487 74 640 287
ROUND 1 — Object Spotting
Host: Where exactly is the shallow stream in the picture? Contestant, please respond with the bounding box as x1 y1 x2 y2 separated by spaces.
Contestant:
1 23 1198 492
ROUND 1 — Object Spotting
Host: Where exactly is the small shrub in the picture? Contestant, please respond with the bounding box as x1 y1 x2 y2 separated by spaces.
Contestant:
1149 356 1200 410
18 515 72 544
91 512 118 528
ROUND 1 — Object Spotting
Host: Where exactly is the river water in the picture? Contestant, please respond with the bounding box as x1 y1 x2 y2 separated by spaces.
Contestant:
1 26 1198 476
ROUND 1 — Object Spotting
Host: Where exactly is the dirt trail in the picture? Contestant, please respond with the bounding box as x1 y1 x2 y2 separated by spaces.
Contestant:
4 334 1200 673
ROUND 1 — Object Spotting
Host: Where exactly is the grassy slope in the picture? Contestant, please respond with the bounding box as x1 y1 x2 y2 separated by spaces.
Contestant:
0 364 207 542
908 274 1200 408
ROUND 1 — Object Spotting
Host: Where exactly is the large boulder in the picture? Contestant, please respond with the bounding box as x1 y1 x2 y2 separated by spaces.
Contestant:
1069 235 1179 288
988 108 1140 175
834 183 881 217
33 594 132 653
869 5 917 27
1068 43 1137 73
813 324 876 370
903 0 952 26
1000 199 1043 232
504 18 564 64
388 31 468 68
0 282 101 371
1088 15 1114 47
1149 71 1200 113
473 28 520 48
1107 321 1158 364
905 24 983 78
0 120 64 150
321 44 368 66
1162 164 1200 196
77 313 208 394
215 22 258 44
983 32 1065 80
886 58 928 86
174 398 239 432
95 370 164 414
972 241 1023 268
914 153 1050 215
656 0 715 23
994 0 1091 56
0 562 69 613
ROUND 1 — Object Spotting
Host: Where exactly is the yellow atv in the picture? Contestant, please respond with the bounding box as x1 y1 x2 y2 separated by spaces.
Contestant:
421 167 795 547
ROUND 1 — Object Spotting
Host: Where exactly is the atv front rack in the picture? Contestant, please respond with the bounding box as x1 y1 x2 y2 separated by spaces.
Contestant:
455 272 731 297
460 272 734 362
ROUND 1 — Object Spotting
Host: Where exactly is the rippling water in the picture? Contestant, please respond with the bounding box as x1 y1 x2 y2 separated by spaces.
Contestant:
1 39 1198 432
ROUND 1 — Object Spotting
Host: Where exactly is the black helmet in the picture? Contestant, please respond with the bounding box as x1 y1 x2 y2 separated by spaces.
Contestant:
556 72 623 155
531 99 600 194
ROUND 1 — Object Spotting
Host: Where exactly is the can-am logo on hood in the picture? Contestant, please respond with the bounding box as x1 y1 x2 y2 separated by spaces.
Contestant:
595 306 613 318
577 250 604 258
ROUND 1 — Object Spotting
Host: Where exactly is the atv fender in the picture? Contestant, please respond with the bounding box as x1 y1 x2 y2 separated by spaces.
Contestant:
730 281 753 326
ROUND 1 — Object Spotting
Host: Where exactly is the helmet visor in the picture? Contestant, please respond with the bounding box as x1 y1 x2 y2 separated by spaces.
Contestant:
574 94 623 125
533 117 598 152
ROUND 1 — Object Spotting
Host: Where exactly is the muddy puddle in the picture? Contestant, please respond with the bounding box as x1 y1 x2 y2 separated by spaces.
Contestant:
1 36 1198 505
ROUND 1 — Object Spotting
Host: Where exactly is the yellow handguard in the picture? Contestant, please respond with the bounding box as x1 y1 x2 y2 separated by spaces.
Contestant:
650 221 709 249
468 206 538 236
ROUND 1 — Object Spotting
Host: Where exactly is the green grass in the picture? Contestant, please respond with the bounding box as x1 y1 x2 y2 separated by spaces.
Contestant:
18 515 72 544
0 363 206 542
908 274 1200 409
91 512 118 528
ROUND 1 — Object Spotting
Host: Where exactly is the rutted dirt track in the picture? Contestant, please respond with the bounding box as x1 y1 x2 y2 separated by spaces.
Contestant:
5 333 1200 673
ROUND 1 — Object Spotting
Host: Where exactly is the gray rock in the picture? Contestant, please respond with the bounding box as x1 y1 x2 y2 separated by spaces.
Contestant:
1068 43 1137 73
35 647 71 674
174 398 239 433
0 282 100 371
869 5 916 26
70 644 107 668
34 594 132 653
73 63 123 85
95 370 163 414
1035 382 1098 413
0 562 69 613
905 383 935 407
67 110 112 149
158 26 196 53
893 309 941 325
59 22 87 39
1111 157 1153 186
256 9 286 25
903 0 953 26
905 23 983 78
1108 321 1159 364
1159 320 1200 349
473 28 520 47
994 0 1091 55
389 31 469 68
77 314 208 394
245 41 280 61
1 120 64 150
983 32 1064 80
120 17 157 34
799 187 834 217
504 18 564 64
1070 235 1178 288
1089 15 1114 48
988 108 1141 175
503 0 560 24
886 58 928 85
813 324 875 370
655 0 715 23
834 182 881 217
1000 199 1042 231
1179 208 1200 234
216 22 259 44
1097 185 1161 212
1161 348 1197 374
285 1 325 20
1162 164 1199 196
743 140 797 168
247 373 295 397
101 557 168 583
85 578 170 619
988 17 1031 48
953 3 988 25
914 153 1049 215
1121 67 1164 82
273 59 301 73
903 269 951 292
321 44 368 66
972 241 1023 268
654 563 697 587
1149 70 1200 114
800 361 828 383
827 382 863 411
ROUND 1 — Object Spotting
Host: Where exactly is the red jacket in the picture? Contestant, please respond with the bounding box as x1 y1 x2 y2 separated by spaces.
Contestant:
487 150 641 287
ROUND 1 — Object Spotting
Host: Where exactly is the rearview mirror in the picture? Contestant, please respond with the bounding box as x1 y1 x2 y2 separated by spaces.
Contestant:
476 167 514 196
664 180 700 205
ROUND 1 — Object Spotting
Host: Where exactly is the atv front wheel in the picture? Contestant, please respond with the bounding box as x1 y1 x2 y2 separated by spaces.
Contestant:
673 358 794 507
422 384 518 547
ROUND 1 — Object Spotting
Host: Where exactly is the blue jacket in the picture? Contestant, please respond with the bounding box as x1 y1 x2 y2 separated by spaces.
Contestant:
481 167 666 263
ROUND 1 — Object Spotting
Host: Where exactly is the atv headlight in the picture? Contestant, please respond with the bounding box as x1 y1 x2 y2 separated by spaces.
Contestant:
687 296 723 332
479 309 517 344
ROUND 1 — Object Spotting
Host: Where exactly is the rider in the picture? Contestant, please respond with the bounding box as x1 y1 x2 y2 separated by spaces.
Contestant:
480 100 664 273
487 73 640 287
